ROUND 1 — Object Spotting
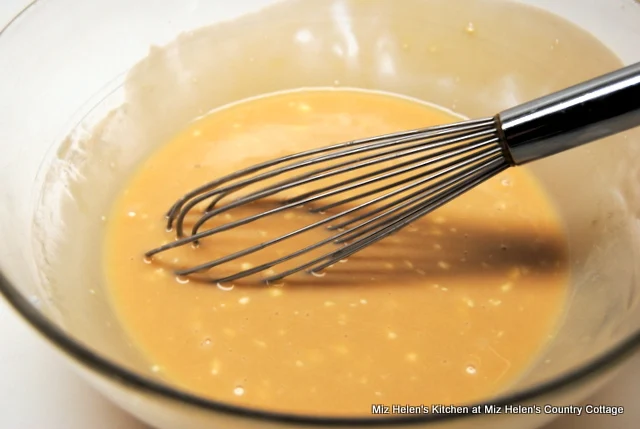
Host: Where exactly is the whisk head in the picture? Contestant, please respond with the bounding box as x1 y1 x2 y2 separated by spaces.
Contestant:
145 117 512 284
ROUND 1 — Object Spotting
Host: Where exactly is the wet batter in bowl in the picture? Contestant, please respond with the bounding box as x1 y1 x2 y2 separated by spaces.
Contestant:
103 89 569 416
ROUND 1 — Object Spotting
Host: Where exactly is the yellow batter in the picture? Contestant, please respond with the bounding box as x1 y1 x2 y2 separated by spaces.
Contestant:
103 89 569 416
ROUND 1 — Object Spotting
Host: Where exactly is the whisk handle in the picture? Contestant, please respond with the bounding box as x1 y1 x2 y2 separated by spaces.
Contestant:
497 62 640 165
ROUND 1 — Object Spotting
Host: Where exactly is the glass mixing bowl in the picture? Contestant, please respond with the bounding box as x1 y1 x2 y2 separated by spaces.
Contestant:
1 0 640 428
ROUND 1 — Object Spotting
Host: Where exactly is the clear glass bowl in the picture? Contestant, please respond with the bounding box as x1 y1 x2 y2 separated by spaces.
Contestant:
1 1 640 428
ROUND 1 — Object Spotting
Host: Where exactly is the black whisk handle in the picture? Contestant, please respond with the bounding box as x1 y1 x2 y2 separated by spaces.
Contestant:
497 62 640 165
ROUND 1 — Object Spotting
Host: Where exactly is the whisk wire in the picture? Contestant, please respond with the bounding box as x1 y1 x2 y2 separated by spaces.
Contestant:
166 118 494 223
146 130 499 258
171 120 496 236
190 132 497 236
148 117 508 282
173 142 502 278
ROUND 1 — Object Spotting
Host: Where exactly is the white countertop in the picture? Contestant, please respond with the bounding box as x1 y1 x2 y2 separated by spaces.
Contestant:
0 1 638 428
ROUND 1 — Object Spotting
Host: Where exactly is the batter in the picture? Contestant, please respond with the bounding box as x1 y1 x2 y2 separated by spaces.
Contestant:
103 89 569 416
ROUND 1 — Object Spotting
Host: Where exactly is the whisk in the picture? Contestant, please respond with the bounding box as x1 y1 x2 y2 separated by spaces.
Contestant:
146 62 640 284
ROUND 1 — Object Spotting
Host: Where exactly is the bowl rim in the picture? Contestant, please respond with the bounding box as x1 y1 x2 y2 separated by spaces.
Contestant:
2 0 640 425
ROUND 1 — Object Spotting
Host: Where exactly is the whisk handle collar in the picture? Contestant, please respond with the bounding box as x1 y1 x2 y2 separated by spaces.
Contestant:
497 61 640 165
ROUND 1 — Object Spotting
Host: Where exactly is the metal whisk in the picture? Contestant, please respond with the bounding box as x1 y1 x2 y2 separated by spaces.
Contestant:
146 62 640 284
